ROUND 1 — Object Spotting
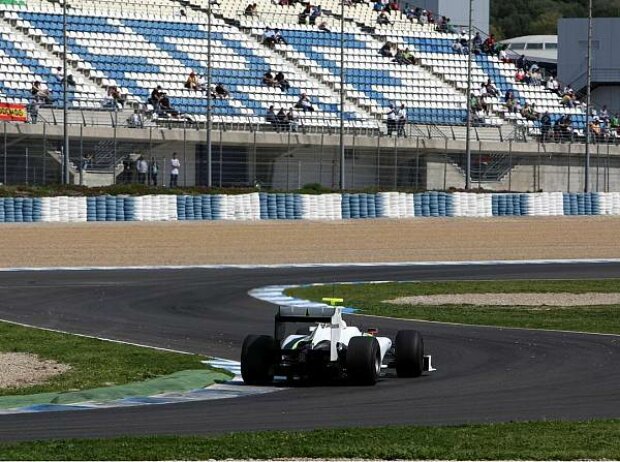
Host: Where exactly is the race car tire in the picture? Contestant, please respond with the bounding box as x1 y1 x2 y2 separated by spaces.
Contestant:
395 330 424 378
346 336 381 385
241 334 278 385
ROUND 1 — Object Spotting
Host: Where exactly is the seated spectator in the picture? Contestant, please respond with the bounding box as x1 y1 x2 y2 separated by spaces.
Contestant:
298 4 311 24
540 111 551 141
600 105 610 122
295 93 314 112
286 107 299 132
515 68 526 83
263 27 276 47
275 71 290 92
556 115 573 141
561 90 576 108
459 31 469 54
185 72 202 90
418 9 429 25
274 29 287 45
276 107 288 129
373 0 383 12
469 92 481 113
108 86 126 109
405 4 416 22
521 102 538 121
395 48 415 65
159 92 179 117
452 39 464 55
482 34 496 54
266 105 278 127
215 83 229 98
498 47 509 62
127 109 144 128
318 21 331 32
31 81 52 104
380 41 396 57
377 11 391 25
309 5 322 25
484 79 499 97
244 3 257 16
516 54 528 71
479 93 490 114
546 75 560 95
54 66 76 86
149 85 164 111
263 70 277 87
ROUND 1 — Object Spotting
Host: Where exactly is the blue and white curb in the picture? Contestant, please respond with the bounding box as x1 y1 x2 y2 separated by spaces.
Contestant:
248 284 360 314
1 191 620 223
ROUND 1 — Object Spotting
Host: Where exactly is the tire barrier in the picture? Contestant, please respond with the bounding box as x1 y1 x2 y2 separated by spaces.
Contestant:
2 192 620 223
563 192 600 216
414 192 454 217
259 193 302 219
492 194 528 216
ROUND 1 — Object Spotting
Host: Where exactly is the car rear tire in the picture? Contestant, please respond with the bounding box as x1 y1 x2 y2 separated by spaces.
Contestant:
241 334 278 385
395 330 424 378
347 336 381 385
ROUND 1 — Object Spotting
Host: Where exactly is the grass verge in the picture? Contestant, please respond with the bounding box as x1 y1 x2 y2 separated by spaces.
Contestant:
285 279 620 334
0 420 618 460
0 321 229 396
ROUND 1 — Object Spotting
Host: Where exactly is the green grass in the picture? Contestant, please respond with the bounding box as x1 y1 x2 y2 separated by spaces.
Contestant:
0 420 618 460
286 279 620 334
0 321 221 396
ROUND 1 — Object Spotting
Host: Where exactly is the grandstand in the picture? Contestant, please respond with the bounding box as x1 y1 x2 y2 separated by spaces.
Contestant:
0 0 617 191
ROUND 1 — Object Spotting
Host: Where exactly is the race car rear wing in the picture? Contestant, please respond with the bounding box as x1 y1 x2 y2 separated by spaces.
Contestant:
275 305 338 323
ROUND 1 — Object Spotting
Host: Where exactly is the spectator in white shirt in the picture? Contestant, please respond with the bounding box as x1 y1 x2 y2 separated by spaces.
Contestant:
170 153 181 187
136 156 148 184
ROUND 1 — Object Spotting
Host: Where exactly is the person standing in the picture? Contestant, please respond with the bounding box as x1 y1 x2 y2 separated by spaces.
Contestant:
170 153 181 187
149 157 159 186
136 156 148 184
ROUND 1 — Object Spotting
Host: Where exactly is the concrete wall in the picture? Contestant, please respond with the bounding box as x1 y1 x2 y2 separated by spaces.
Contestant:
402 0 489 34
558 18 620 101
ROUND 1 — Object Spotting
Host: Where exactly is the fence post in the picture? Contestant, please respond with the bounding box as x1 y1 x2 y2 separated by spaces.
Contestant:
25 147 29 185
567 144 571 192
43 123 47 185
183 124 187 187
393 134 397 190
3 122 6 185
219 127 223 188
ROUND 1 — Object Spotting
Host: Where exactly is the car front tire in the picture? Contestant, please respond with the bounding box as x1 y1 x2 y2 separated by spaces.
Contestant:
394 330 424 378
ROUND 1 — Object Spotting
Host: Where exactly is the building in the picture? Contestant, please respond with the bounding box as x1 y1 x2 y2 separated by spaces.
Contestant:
501 35 558 66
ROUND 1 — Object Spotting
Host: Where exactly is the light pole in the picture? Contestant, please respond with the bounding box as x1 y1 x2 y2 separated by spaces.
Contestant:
464 0 473 190
62 0 70 184
206 2 213 187
584 0 592 192
339 0 345 191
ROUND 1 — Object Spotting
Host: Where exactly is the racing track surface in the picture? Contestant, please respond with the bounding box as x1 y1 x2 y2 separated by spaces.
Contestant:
0 263 619 441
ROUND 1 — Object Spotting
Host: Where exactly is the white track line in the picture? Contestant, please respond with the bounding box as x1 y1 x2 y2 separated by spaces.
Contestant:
1 258 620 272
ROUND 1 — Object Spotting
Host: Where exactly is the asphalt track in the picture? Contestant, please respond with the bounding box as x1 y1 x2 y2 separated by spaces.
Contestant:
0 263 619 441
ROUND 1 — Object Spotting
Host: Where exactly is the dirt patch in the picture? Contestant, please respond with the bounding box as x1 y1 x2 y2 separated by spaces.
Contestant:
0 352 71 389
387 292 620 307
0 217 619 268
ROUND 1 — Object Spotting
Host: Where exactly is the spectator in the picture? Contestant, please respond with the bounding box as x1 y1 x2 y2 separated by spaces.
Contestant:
540 111 551 142
215 83 229 98
515 68 526 83
521 102 538 121
274 29 287 45
395 47 415 65
380 41 396 57
31 81 52 104
472 32 482 52
266 105 278 127
516 54 528 70
386 103 397 136
610 113 620 136
318 21 331 32
149 85 164 112
244 3 257 16
149 157 159 186
396 103 407 137
452 39 464 55
561 90 576 109
263 70 277 87
600 105 610 122
159 92 179 117
136 156 148 184
276 107 288 130
263 27 276 47
405 4 416 22
275 71 290 92
295 93 314 112
127 109 144 128
546 75 560 95
287 107 299 132
54 66 76 86
482 34 496 54
373 0 383 12
107 86 126 109
28 98 39 124
485 79 499 97
387 0 399 11
309 5 322 25
377 11 391 25
185 72 201 90
169 152 181 187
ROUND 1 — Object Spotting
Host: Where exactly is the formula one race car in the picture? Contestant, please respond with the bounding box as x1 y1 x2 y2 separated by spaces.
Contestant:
241 305 434 386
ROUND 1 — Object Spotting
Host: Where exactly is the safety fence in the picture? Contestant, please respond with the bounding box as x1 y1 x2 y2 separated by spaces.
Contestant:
1 192 620 223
